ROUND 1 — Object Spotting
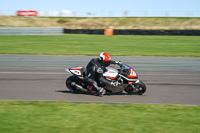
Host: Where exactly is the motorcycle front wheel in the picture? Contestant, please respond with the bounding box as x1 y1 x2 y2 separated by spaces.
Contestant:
125 81 146 95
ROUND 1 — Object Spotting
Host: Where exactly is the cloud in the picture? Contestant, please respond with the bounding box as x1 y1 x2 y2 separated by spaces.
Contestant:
61 9 75 17
38 9 76 17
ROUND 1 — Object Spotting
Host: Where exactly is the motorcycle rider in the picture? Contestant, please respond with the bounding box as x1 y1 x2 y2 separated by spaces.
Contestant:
85 52 122 97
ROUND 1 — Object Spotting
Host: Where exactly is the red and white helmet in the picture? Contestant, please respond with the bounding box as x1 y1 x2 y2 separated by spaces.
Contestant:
99 52 111 67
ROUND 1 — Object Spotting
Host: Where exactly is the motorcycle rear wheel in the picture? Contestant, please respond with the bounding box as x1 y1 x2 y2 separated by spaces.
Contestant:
125 81 146 95
66 76 83 93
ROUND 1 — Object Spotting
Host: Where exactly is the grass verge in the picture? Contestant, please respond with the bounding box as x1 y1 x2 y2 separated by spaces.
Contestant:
0 34 200 57
1 16 200 29
0 101 200 133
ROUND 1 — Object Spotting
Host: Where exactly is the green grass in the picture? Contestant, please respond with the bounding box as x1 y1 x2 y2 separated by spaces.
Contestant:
0 35 200 57
0 101 199 133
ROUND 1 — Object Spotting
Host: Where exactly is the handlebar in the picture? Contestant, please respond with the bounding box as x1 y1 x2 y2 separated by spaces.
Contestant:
118 65 127 76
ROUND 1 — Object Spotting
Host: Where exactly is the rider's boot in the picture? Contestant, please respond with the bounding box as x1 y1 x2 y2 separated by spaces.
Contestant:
97 87 106 97
87 78 106 97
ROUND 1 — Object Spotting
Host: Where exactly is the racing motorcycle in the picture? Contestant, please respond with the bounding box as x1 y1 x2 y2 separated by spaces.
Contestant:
65 63 146 95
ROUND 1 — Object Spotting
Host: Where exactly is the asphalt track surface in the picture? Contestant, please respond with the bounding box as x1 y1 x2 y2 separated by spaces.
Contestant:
0 54 200 105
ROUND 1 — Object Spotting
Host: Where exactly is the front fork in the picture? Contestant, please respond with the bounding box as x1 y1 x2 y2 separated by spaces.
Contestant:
128 80 140 90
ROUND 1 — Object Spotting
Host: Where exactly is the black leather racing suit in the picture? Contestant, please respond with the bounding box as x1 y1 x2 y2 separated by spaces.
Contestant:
85 58 119 92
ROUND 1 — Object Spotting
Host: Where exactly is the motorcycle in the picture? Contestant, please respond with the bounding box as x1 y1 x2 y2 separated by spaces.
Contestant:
65 63 146 95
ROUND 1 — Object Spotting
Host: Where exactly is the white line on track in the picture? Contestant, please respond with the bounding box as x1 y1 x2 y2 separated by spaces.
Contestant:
0 99 199 106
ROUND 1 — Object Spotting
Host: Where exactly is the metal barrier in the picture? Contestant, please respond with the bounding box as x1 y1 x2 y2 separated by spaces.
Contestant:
64 29 104 35
0 27 64 35
64 29 200 36
1 28 199 35
113 29 200 36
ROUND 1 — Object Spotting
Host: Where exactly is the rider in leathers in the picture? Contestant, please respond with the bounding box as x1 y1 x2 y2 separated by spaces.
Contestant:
85 52 122 97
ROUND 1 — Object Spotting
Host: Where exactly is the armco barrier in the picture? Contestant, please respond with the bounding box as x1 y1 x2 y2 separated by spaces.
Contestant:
0 27 64 35
1 28 200 35
64 29 200 36
64 29 104 34
114 29 200 35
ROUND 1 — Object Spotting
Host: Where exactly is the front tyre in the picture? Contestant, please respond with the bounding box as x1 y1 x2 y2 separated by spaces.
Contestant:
125 81 146 95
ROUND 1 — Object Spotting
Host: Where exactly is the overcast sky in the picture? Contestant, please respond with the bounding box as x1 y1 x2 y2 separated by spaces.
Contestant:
1 0 200 17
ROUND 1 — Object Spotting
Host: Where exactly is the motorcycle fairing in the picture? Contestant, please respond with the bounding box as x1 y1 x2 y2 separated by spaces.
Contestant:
104 84 129 93
123 64 138 79
65 67 83 76
103 66 118 80
127 67 138 78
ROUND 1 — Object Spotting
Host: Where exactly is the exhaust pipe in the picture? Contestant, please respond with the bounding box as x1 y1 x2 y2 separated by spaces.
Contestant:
71 82 88 92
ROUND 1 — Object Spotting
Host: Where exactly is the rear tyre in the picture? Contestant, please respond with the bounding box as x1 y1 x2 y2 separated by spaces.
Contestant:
125 81 146 95
66 76 83 93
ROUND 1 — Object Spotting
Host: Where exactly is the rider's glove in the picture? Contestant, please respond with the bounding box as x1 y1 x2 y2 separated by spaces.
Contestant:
115 61 123 67
110 81 120 86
